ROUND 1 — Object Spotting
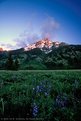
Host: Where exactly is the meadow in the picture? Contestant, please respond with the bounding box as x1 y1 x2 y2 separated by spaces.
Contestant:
0 70 81 121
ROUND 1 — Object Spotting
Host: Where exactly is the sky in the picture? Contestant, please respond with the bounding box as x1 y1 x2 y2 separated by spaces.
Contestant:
0 0 81 50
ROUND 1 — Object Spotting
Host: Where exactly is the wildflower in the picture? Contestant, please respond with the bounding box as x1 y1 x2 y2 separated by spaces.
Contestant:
32 103 38 117
33 80 52 97
36 85 42 93
55 94 68 108
37 86 40 90
45 92 49 96
33 88 35 90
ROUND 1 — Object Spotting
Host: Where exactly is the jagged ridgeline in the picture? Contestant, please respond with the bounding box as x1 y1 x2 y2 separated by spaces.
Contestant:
0 40 81 70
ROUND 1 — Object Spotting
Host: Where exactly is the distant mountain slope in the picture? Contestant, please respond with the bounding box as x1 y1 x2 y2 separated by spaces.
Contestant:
0 39 81 70
24 44 81 69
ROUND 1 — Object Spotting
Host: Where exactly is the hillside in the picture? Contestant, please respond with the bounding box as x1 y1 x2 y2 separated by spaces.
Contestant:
0 39 81 70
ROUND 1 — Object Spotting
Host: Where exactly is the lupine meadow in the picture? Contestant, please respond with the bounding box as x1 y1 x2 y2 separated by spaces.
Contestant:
0 70 81 120
0 0 81 120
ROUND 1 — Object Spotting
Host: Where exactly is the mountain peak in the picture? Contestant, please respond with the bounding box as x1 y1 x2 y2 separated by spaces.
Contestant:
24 38 67 52
35 38 52 48
24 38 60 51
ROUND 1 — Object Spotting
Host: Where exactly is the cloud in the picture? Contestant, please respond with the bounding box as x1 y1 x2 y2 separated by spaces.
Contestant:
14 16 59 49
0 43 16 50
14 33 40 48
14 19 40 48
41 16 59 39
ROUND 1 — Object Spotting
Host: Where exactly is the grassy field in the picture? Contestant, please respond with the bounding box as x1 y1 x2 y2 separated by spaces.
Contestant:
0 70 81 120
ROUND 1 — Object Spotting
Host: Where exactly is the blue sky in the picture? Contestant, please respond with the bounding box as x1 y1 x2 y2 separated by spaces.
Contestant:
0 0 81 50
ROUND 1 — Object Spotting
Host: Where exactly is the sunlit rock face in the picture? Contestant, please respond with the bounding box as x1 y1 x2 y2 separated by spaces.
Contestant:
53 41 60 47
0 47 3 51
35 38 53 48
0 46 10 51
24 38 62 51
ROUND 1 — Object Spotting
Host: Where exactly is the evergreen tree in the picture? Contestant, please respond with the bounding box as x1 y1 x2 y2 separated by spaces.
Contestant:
6 53 14 70
14 58 19 70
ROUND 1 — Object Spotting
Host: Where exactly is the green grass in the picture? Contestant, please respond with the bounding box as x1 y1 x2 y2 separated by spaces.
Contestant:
0 70 81 120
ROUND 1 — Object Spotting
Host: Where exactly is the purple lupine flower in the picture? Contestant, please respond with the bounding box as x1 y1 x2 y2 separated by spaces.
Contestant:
45 92 49 96
36 85 42 93
33 88 35 90
56 94 68 108
33 80 52 97
32 103 38 117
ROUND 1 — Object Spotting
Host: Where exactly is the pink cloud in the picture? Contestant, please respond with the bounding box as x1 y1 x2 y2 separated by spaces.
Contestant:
41 16 59 39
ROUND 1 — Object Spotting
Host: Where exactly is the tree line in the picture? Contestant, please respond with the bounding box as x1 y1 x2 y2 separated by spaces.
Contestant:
5 53 19 70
